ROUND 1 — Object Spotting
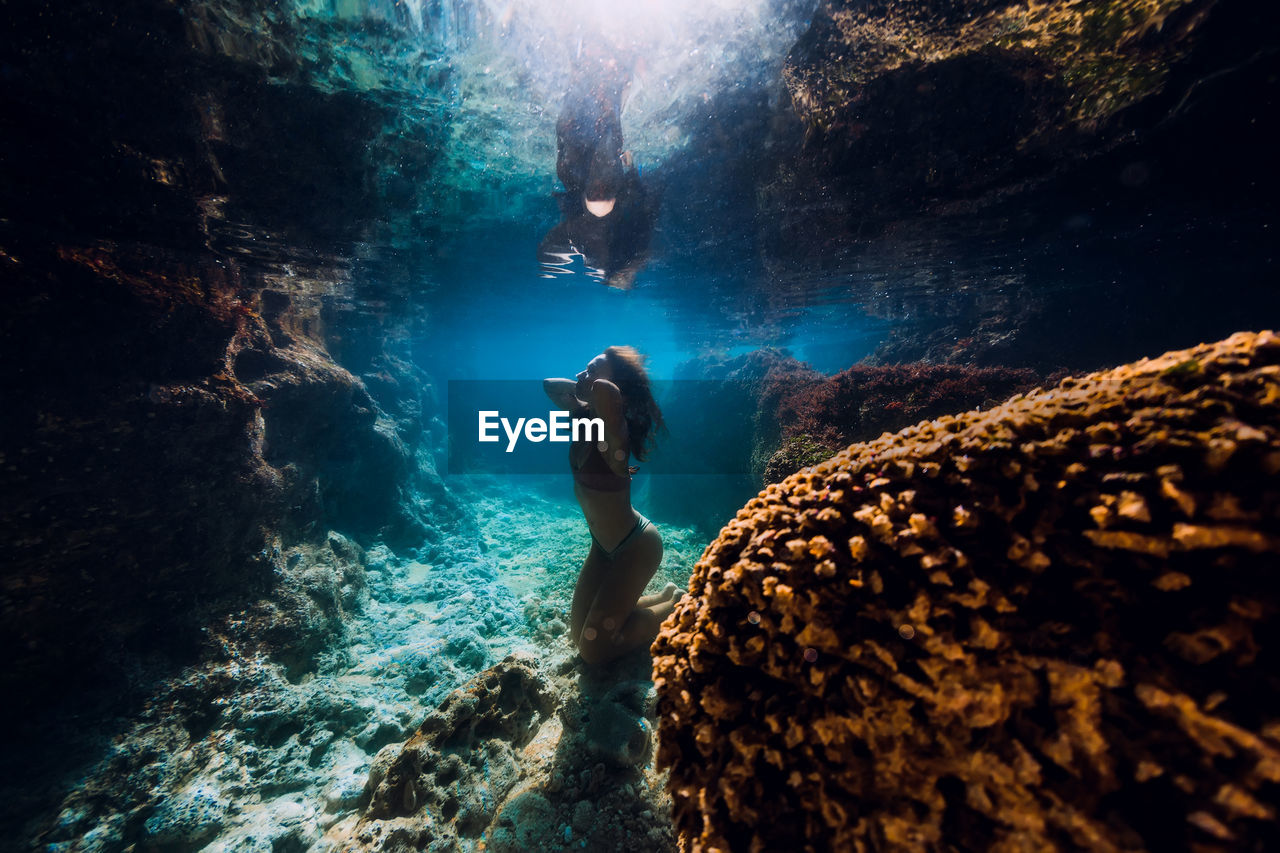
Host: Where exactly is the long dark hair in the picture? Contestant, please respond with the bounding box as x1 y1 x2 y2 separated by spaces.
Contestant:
604 345 665 462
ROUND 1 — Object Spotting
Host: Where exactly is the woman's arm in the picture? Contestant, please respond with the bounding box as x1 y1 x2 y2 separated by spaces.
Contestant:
544 378 585 412
583 379 629 454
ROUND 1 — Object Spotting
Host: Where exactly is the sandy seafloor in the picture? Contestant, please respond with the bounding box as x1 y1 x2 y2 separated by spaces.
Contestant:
37 476 709 852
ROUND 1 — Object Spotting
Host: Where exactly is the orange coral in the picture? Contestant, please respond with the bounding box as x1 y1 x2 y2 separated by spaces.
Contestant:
654 331 1280 852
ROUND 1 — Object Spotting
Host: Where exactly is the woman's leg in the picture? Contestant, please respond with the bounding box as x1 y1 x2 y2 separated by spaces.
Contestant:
577 525 665 664
569 542 609 647
643 593 680 621
636 582 677 609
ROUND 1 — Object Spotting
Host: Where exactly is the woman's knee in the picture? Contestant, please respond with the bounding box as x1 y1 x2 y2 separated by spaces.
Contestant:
576 622 615 664
576 612 632 663
576 635 610 665
577 608 661 664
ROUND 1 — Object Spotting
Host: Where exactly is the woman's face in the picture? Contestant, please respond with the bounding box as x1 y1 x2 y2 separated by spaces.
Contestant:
576 353 613 395
584 196 616 218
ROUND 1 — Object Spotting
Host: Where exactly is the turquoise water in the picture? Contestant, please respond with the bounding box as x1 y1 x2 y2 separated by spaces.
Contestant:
4 0 1279 850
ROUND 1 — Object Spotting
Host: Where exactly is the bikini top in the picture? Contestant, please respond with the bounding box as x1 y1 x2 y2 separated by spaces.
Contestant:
571 439 631 492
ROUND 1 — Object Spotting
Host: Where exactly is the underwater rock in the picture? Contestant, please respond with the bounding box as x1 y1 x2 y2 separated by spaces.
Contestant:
753 0 1280 380
653 349 1047 508
782 0 1223 219
333 653 680 852
489 790 555 852
0 235 463 733
231 532 371 680
1 0 473 727
762 434 842 486
141 784 228 846
363 656 558 832
28 609 433 851
653 331 1280 851
585 683 657 769
759 361 1046 483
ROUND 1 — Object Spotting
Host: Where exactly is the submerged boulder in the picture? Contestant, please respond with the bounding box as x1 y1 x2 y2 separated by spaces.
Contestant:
757 361 1047 483
654 331 1280 851
329 654 679 853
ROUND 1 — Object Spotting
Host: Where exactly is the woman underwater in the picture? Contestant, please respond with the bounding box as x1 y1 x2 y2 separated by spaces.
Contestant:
537 46 655 290
544 346 677 664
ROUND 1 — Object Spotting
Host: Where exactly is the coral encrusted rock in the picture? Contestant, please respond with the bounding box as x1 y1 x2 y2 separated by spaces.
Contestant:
653 331 1280 852
327 653 679 853
350 656 559 848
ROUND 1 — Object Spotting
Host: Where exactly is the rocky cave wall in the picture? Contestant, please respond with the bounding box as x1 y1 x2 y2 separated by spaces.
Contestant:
0 0 458 735
784 0 1279 369
657 0 1280 371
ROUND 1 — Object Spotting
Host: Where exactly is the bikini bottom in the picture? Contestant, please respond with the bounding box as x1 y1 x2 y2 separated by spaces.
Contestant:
591 513 650 559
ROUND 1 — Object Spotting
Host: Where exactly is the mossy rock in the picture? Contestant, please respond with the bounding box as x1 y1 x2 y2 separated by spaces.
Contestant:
763 434 839 484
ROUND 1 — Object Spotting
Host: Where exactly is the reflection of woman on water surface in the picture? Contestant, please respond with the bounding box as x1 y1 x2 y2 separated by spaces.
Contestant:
538 47 655 290
544 347 677 664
